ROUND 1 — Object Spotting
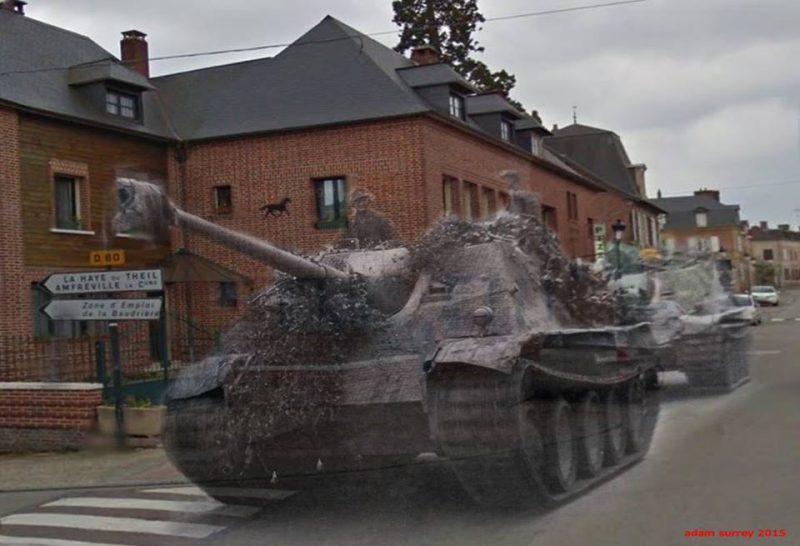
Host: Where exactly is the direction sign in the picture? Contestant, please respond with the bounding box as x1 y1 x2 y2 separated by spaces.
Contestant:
42 269 162 295
90 249 126 266
42 298 162 321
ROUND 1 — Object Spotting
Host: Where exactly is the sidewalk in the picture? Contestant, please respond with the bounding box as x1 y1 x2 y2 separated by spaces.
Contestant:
0 447 187 492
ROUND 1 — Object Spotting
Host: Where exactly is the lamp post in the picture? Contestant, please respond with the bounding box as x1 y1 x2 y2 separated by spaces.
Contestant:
612 219 626 280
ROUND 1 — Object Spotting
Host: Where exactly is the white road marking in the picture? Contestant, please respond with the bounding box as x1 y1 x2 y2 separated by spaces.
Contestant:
771 318 785 322
44 496 259 517
0 537 128 546
142 485 297 500
748 350 782 356
0 513 223 539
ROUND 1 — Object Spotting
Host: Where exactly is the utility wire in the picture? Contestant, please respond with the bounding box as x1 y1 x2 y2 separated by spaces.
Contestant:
657 178 800 197
0 0 650 77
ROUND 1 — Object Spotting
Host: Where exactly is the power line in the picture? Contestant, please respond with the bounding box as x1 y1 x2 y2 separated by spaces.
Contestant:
0 0 650 77
658 178 800 197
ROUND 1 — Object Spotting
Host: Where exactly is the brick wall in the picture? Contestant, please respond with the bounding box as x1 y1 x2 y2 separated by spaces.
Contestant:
169 114 633 336
0 382 102 452
0 107 26 338
421 117 605 260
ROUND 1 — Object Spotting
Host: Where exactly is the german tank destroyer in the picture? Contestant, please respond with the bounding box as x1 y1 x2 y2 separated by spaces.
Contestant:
116 177 660 508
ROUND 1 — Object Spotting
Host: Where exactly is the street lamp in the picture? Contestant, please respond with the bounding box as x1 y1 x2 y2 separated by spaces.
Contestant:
612 219 626 279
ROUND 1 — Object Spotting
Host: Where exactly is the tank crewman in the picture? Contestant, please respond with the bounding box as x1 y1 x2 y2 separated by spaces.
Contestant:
346 188 397 248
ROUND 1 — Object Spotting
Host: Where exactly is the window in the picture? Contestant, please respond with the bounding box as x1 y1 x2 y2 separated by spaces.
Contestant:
462 182 479 220
695 211 708 227
763 249 774 261
530 137 540 155
314 177 347 227
500 120 513 142
442 176 456 216
480 187 495 219
542 205 557 232
106 89 139 120
218 282 238 308
783 248 790 260
499 192 510 212
213 185 232 212
54 175 81 230
566 191 578 221
449 93 465 120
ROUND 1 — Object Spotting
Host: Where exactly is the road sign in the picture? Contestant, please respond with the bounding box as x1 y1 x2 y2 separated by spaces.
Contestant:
42 298 162 321
593 223 606 238
90 249 126 266
42 269 162 295
594 240 606 259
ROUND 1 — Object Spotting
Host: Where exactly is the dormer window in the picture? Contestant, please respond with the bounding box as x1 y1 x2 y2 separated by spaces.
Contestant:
449 93 465 120
500 120 513 142
695 211 708 228
106 89 140 120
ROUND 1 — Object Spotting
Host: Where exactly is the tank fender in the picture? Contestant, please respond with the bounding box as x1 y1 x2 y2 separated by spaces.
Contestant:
425 334 534 375
166 353 244 401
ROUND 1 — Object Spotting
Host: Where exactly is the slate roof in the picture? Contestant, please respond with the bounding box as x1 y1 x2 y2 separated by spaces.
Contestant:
396 62 475 91
1 12 602 189
466 92 525 118
650 195 741 230
153 16 432 140
544 123 640 196
0 9 173 138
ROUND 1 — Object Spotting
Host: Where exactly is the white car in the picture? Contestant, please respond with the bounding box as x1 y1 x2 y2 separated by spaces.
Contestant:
732 294 761 325
750 285 779 306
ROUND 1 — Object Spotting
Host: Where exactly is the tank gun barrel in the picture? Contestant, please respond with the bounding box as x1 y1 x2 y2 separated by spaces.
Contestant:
114 179 346 279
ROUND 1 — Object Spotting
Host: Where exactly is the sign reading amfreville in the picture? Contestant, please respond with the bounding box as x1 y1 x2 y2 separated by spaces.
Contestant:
43 269 163 295
42 299 163 321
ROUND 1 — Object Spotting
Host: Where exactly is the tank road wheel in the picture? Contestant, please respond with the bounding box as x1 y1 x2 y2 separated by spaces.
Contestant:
603 389 626 466
430 364 544 508
574 392 605 478
541 397 577 494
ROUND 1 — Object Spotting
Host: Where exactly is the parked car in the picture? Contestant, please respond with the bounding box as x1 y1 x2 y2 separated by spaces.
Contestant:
751 285 779 306
732 294 761 325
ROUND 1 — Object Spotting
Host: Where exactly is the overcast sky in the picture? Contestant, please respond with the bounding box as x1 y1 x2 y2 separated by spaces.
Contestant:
28 0 800 226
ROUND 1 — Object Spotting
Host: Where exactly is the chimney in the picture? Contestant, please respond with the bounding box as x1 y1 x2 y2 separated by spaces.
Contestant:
628 163 647 197
120 30 149 78
552 124 559 132
410 45 440 66
759 221 768 229
1 0 26 14
694 188 720 202
657 189 662 198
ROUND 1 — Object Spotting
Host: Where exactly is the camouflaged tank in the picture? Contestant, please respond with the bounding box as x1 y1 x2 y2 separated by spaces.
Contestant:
117 178 661 508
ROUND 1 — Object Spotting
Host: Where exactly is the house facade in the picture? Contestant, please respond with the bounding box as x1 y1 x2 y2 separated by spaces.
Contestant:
651 189 747 290
1 6 661 379
545 123 664 255
748 223 800 287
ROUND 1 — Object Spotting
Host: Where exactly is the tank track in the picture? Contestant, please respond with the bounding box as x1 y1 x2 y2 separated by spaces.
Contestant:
429 359 660 508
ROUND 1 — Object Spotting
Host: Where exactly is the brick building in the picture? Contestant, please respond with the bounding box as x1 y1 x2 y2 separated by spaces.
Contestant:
1 7 659 375
545 123 664 250
651 189 747 290
748 223 800 287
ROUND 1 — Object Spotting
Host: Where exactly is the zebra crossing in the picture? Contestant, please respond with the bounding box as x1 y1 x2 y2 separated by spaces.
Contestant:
0 485 296 545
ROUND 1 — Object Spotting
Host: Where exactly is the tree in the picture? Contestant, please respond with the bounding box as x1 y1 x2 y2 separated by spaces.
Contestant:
392 0 520 106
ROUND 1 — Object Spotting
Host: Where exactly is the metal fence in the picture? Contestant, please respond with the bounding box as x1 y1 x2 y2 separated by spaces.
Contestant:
0 319 220 383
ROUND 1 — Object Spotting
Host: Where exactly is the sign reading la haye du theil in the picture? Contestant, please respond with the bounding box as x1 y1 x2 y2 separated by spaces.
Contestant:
42 298 162 321
43 269 163 295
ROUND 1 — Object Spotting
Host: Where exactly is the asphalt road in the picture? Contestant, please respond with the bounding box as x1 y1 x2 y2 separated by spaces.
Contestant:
1 290 797 545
